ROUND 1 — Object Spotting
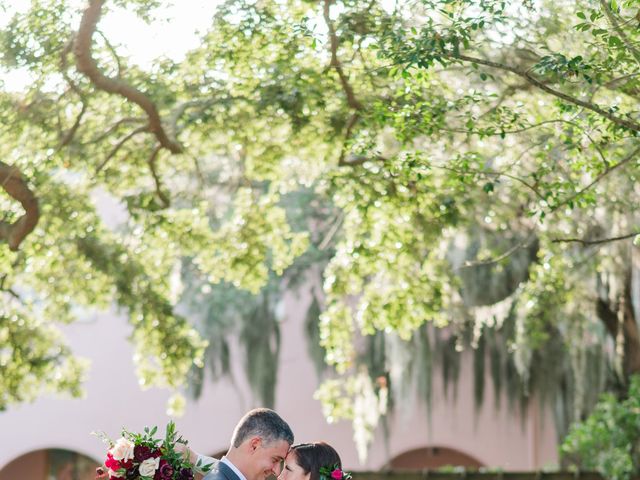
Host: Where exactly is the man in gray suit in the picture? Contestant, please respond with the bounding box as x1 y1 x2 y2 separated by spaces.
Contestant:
190 408 294 480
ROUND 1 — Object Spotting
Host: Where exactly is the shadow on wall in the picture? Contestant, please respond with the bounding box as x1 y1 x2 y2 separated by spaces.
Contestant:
0 448 99 480
211 450 226 460
388 447 484 470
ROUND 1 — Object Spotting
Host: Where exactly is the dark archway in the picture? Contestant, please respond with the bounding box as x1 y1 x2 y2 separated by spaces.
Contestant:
389 446 484 470
0 448 98 480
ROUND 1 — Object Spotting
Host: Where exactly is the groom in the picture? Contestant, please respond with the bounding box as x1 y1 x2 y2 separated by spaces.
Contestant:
190 408 294 480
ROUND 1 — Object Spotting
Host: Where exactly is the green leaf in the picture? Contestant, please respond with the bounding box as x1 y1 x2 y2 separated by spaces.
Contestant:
608 36 623 47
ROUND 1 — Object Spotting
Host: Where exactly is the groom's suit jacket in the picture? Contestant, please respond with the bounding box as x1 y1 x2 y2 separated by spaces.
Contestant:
203 458 242 480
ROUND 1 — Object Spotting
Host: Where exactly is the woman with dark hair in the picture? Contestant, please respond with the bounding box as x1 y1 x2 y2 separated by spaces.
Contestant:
278 443 351 480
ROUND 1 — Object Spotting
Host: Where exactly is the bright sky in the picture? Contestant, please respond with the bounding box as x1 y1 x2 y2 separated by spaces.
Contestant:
0 0 220 91
100 0 219 64
0 0 398 91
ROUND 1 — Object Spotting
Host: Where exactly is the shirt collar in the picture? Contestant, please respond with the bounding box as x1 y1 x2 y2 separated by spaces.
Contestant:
222 456 248 480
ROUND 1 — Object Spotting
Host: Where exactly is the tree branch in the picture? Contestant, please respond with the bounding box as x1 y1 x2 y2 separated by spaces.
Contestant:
600 0 640 66
552 231 639 245
338 113 361 165
147 146 170 208
339 152 387 167
84 116 146 145
74 0 182 153
318 212 344 250
96 28 123 77
322 0 363 112
457 232 537 269
445 52 640 133
551 144 640 211
444 117 608 166
59 36 88 148
59 101 88 148
0 161 39 251
96 125 149 174
323 0 368 167
433 162 547 202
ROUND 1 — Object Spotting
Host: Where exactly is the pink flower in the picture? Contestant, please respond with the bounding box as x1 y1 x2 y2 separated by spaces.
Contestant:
331 469 343 480
109 438 135 463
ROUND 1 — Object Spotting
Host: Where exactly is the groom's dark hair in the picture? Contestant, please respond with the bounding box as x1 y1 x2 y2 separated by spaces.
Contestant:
231 408 294 447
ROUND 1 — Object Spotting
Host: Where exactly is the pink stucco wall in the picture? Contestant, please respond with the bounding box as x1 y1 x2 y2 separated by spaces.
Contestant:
0 278 558 473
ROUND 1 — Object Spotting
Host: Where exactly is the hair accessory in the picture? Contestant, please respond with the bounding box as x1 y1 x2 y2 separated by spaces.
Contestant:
319 464 352 480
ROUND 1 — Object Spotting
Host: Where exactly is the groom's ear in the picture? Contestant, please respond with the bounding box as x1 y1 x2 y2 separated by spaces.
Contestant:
248 436 261 453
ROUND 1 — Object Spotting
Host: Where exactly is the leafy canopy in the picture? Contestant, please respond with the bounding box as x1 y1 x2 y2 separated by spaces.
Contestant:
1 0 640 464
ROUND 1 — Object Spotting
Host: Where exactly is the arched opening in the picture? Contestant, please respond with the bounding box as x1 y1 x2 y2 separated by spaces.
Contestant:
0 448 99 480
389 446 484 470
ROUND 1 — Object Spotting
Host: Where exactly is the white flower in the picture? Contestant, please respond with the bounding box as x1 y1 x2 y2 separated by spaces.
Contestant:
139 457 160 477
109 438 135 462
108 468 124 478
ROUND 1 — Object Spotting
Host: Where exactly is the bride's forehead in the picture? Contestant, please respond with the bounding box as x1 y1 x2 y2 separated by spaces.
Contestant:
284 451 299 463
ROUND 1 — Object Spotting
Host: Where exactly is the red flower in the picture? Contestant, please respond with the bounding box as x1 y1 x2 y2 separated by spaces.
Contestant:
105 453 121 471
331 469 343 480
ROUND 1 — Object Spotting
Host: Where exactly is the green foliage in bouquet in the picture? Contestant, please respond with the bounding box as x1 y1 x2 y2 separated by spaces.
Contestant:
94 421 211 480
561 375 640 480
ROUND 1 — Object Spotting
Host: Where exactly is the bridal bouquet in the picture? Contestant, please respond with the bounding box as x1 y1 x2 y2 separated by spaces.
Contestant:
94 421 211 480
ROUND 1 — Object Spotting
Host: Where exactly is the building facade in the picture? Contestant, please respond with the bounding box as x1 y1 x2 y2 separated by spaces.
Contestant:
0 276 558 479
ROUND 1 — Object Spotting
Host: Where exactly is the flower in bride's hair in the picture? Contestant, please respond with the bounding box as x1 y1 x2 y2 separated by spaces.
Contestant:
319 464 351 480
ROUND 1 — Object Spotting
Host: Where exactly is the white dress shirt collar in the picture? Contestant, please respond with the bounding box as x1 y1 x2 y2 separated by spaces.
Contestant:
222 456 248 480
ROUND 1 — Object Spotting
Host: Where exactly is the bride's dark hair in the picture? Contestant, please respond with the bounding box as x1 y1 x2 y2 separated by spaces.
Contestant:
290 442 342 480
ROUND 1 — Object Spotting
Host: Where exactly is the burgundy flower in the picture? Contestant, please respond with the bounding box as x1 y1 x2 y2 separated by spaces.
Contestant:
134 445 154 462
178 467 194 480
154 459 174 480
96 467 107 479
125 466 139 479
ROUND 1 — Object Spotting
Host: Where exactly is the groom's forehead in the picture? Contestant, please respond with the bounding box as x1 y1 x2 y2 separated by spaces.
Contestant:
263 438 290 457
